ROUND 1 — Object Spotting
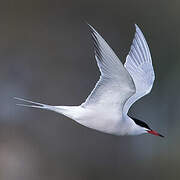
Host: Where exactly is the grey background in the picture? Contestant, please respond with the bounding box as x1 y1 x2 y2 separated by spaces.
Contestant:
0 0 179 179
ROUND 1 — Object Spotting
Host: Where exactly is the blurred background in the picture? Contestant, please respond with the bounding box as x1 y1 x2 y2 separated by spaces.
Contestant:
0 0 179 179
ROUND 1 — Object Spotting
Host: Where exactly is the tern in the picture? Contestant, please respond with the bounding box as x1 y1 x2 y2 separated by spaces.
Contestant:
15 24 164 137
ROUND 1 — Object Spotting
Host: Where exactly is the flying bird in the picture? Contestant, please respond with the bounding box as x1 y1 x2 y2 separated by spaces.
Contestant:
15 24 164 137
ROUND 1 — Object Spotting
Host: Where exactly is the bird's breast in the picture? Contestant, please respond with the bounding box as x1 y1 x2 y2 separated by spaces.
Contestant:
74 107 124 135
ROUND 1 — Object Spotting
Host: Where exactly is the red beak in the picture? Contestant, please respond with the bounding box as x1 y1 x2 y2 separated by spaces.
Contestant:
147 130 164 137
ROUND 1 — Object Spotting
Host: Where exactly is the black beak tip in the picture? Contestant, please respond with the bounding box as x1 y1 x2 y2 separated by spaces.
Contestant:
158 134 165 138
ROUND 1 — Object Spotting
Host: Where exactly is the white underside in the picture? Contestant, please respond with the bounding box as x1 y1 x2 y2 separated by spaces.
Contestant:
15 98 147 136
53 105 137 136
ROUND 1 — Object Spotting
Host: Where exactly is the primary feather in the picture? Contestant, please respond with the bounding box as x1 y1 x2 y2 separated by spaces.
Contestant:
123 24 155 114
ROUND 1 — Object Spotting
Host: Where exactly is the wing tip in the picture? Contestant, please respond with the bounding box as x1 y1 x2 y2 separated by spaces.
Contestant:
134 24 143 35
86 22 97 34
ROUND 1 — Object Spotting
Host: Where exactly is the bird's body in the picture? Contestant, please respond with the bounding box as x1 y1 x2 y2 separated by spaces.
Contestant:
15 24 163 137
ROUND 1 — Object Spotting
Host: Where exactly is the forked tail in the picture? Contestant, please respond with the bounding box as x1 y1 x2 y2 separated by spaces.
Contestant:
14 97 80 120
14 97 57 111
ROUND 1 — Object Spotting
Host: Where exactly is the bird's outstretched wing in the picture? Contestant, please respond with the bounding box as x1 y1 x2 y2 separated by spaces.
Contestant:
82 25 135 111
123 24 155 114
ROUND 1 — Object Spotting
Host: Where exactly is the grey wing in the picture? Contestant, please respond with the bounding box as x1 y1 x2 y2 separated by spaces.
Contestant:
123 24 155 114
82 24 135 111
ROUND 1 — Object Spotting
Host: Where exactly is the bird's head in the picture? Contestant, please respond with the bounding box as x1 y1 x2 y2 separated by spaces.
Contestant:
131 117 164 137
